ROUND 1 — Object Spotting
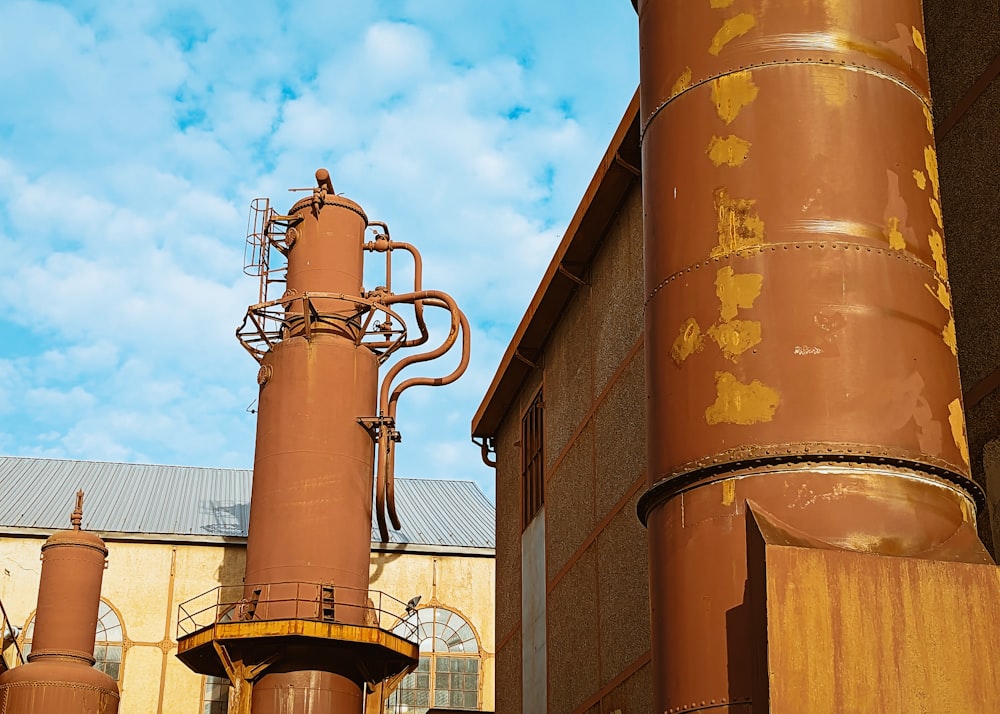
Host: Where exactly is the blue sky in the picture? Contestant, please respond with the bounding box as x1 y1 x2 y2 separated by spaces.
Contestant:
0 0 639 501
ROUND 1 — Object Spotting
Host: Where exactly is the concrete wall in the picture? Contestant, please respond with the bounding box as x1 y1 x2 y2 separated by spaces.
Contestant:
924 0 1000 552
0 534 494 713
494 182 649 713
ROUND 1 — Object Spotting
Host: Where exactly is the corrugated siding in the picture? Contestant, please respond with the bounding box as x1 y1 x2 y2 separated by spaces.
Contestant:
0 457 494 549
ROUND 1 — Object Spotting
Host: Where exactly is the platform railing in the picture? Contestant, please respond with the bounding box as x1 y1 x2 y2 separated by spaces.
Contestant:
176 581 419 643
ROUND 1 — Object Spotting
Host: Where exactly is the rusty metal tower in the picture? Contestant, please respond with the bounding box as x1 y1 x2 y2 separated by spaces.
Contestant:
635 1 1000 712
0 492 120 713
176 169 469 713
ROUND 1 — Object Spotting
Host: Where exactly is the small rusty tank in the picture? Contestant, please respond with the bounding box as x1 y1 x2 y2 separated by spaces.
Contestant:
0 492 119 713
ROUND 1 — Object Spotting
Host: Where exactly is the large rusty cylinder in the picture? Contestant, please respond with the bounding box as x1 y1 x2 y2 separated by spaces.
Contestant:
283 196 368 322
645 471 991 714
30 528 108 664
0 507 118 714
0 659 120 714
635 2 988 713
252 670 362 714
244 333 378 620
638 0 977 502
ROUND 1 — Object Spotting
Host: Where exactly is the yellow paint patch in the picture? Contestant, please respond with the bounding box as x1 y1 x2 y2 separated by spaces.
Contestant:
929 197 943 229
709 13 756 56
707 135 752 167
886 216 906 250
705 371 780 425
812 65 850 107
948 398 970 466
925 280 951 312
928 229 948 279
712 187 766 255
924 145 940 199
715 266 764 321
672 66 693 96
912 26 925 54
942 317 957 356
721 479 736 506
671 317 705 365
912 169 927 190
708 319 762 361
711 71 759 124
711 0 736 7
921 105 934 135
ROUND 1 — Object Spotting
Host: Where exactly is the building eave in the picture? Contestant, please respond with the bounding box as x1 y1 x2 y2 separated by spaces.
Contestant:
471 89 641 438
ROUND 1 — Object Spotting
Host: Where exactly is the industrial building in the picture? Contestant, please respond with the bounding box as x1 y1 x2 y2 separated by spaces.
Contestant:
0 456 496 713
474 1 1000 712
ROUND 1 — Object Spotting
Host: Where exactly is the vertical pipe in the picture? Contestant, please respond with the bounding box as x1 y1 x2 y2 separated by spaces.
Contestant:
244 190 375 713
635 2 989 712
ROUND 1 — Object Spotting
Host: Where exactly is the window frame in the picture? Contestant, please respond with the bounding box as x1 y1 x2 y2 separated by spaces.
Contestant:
520 388 544 531
387 606 482 712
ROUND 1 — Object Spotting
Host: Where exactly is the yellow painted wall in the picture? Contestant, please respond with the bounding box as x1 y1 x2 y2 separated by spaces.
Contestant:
0 534 494 713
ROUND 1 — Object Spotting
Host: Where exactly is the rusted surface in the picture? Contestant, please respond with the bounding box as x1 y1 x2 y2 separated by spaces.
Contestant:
747 503 1000 713
0 492 119 713
636 1 994 712
178 170 465 713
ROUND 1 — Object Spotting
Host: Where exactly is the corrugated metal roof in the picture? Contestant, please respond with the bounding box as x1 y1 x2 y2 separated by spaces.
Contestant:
0 456 494 550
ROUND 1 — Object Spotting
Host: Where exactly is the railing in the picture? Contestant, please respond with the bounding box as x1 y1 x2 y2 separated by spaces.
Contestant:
236 292 410 364
0 595 25 670
176 581 419 644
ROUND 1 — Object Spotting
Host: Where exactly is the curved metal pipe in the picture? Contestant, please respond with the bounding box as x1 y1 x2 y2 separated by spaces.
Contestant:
387 242 430 349
385 309 470 528
373 291 469 540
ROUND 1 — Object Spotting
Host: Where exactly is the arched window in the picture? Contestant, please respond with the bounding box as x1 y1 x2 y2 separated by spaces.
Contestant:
22 599 125 681
387 606 480 712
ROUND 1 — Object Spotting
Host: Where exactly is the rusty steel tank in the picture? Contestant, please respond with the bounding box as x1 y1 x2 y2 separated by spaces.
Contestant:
176 169 469 714
634 1 993 712
0 492 119 713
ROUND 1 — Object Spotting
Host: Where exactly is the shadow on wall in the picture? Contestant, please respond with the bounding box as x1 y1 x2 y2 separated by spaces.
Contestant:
201 500 250 537
369 549 405 585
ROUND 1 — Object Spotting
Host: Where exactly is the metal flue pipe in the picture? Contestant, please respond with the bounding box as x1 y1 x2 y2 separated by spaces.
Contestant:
634 2 990 712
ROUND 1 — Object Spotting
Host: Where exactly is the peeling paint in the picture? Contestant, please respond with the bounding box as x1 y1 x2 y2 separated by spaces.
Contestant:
794 345 823 356
925 280 952 312
671 317 705 365
924 145 940 199
921 105 934 135
711 71 759 124
715 266 764 321
709 319 762 361
812 65 850 107
707 135 752 167
928 230 948 280
721 480 736 507
886 216 906 250
912 169 927 190
929 197 943 229
709 13 756 56
705 371 779 425
672 66 693 96
912 27 925 54
948 398 970 466
712 187 765 255
942 317 957 356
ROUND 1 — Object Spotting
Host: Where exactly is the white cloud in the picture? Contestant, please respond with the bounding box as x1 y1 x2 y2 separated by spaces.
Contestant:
0 0 639 504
